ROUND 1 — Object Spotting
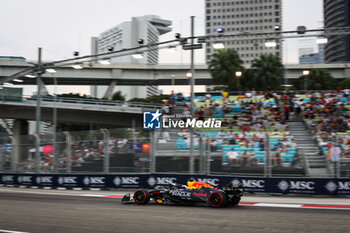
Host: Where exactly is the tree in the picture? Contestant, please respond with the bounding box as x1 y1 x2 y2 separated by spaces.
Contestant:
208 49 244 91
339 78 350 89
128 94 170 104
292 69 336 90
249 54 284 90
111 91 126 102
56 93 98 99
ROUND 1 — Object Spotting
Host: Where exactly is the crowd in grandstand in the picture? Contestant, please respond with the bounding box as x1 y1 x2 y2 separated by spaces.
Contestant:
6 89 350 174
14 136 139 173
168 90 302 169
283 90 350 159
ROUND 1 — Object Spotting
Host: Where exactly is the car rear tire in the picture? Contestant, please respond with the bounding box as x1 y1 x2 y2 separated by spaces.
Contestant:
208 191 228 208
133 189 150 205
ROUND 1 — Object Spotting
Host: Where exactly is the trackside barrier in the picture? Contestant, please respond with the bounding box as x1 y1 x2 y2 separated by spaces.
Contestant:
0 173 350 195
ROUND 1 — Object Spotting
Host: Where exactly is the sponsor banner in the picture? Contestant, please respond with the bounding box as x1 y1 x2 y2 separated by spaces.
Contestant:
0 173 350 195
17 175 35 186
227 177 266 192
268 178 319 195
36 175 54 186
56 175 82 187
110 175 143 189
83 176 107 188
145 174 180 188
1 174 16 185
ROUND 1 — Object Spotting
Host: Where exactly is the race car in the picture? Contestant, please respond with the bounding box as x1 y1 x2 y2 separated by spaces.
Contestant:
121 180 244 208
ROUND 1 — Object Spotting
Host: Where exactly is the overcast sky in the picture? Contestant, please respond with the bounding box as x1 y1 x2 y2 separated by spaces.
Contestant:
0 0 323 94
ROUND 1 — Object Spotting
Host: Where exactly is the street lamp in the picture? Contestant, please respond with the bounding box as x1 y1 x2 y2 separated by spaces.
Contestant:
303 70 310 76
131 53 144 59
72 64 83 69
235 71 242 93
213 42 225 49
46 68 57 73
25 74 36 78
98 59 111 65
235 71 242 77
186 72 193 78
303 70 310 91
264 39 277 47
316 37 328 44
52 73 58 173
13 79 23 83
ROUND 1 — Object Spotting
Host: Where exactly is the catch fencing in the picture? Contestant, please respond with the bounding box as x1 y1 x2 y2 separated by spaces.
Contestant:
0 128 347 179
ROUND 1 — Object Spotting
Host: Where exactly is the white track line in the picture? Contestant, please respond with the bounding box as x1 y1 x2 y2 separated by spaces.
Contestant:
254 203 302 208
0 229 29 233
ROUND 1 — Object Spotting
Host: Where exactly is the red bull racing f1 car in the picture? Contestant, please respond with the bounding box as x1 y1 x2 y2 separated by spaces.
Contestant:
121 180 244 208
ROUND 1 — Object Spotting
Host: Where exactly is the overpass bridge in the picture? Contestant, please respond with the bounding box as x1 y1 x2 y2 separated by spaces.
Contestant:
1 60 350 87
0 95 159 127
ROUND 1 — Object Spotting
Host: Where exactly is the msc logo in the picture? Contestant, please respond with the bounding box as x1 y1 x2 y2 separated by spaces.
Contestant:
58 176 77 184
278 180 315 191
2 175 14 183
242 179 265 188
36 176 53 184
83 176 105 185
147 176 177 187
143 110 161 129
18 176 32 183
231 179 264 188
196 178 220 186
325 181 350 192
113 176 139 187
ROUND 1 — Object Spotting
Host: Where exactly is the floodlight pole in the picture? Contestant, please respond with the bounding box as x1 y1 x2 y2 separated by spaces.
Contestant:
189 16 195 174
53 75 58 173
35 47 42 173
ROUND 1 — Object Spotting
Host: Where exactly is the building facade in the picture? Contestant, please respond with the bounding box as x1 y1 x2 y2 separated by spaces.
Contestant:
299 44 325 64
324 0 350 63
91 15 171 100
205 0 283 65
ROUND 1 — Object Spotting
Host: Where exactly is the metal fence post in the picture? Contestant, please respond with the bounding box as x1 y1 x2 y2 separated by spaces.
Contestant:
264 132 270 178
151 130 157 173
101 129 110 174
206 136 210 176
11 136 17 172
199 134 203 174
33 134 40 173
336 161 340 179
0 145 4 172
63 131 72 174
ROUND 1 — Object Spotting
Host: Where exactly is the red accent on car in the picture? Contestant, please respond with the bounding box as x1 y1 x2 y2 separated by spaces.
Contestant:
193 192 208 197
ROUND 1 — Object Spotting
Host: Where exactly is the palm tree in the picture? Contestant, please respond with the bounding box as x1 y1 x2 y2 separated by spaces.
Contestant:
292 69 336 90
250 54 284 90
208 49 244 91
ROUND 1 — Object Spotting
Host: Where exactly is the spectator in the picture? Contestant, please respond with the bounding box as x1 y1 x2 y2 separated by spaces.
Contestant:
240 151 250 167
248 149 258 167
226 148 239 165
291 149 302 167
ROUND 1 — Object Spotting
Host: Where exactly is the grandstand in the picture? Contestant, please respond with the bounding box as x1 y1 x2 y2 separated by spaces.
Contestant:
2 90 350 178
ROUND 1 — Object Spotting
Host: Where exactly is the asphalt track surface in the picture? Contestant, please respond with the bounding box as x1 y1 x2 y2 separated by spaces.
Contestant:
0 190 350 233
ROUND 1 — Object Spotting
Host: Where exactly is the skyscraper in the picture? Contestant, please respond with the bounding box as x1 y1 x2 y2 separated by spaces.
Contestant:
205 0 283 65
91 15 171 99
324 0 350 63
